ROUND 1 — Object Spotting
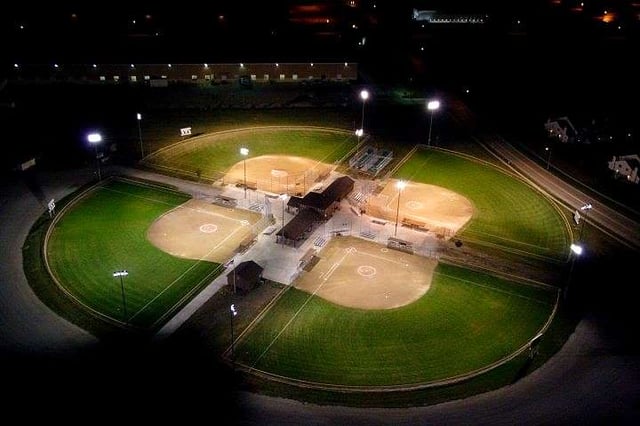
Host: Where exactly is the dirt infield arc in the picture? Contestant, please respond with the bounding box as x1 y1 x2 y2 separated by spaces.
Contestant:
147 199 265 263
225 154 333 195
294 236 437 310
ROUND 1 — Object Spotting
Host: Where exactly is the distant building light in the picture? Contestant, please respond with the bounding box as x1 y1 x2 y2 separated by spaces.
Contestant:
130 64 135 68
14 64 18 68
132 19 136 24
310 63 314 67
168 64 172 68
204 63 208 68
240 63 244 68
54 64 59 68
344 62 348 66
93 64 97 68
275 63 279 67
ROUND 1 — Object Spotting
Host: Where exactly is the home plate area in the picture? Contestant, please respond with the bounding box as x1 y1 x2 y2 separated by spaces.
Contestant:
146 199 263 263
294 235 436 310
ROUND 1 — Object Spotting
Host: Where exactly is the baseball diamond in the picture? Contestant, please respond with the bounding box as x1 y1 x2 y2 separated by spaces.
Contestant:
294 236 435 310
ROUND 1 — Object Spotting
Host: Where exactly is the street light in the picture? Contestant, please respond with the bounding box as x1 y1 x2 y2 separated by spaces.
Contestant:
394 180 406 237
545 146 551 170
240 147 249 199
427 99 440 147
230 303 238 360
578 203 593 240
87 132 103 181
137 113 144 159
113 270 129 322
359 89 369 133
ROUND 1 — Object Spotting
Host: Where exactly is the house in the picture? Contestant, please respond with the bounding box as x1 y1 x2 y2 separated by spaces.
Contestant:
544 116 579 143
608 154 640 184
227 260 264 293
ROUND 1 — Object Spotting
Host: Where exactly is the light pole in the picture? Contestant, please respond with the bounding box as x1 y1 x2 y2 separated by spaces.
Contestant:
427 99 440 147
240 147 249 199
113 270 129 322
279 193 287 246
230 303 238 360
360 89 369 133
137 113 144 159
564 243 583 301
87 132 103 181
394 180 406 237
545 146 551 170
578 203 593 241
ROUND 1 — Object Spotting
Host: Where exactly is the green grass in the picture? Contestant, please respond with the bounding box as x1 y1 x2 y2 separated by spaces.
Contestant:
46 179 221 329
146 127 357 179
234 262 556 387
396 149 570 259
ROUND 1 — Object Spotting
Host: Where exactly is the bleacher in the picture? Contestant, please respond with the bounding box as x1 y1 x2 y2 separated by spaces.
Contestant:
349 145 394 176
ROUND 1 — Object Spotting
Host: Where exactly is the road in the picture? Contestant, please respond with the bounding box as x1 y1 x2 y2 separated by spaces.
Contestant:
479 135 640 251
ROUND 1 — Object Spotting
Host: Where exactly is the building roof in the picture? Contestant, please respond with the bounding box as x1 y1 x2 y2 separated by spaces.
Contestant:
323 176 355 201
277 208 324 241
234 260 263 281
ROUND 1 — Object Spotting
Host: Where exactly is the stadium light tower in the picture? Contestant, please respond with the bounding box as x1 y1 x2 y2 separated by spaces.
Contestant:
427 99 440 147
279 193 288 246
565 243 583 301
394 180 407 237
87 132 103 181
360 89 369 133
240 147 249 199
545 146 551 170
113 270 129 322
230 303 238 360
137 113 144 159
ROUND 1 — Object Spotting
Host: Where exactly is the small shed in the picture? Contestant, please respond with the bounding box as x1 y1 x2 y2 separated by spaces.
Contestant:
227 260 264 293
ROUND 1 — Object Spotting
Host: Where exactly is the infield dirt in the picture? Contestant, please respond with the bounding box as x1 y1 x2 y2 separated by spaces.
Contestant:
294 236 437 310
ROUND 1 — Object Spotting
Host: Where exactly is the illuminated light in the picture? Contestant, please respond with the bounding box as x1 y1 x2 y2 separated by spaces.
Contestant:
14 64 19 68
146 14 152 20
130 64 134 68
570 244 583 255
310 63 314 67
427 100 440 111
87 133 102 143
360 89 369 101
204 63 208 68
168 64 172 68
344 62 348 66
275 63 279 67
19 25 24 30
240 63 244 68
93 64 97 68
132 20 136 24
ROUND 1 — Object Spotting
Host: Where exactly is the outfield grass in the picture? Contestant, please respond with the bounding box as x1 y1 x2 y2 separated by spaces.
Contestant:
235 262 556 387
46 179 221 329
146 127 357 180
395 149 570 260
